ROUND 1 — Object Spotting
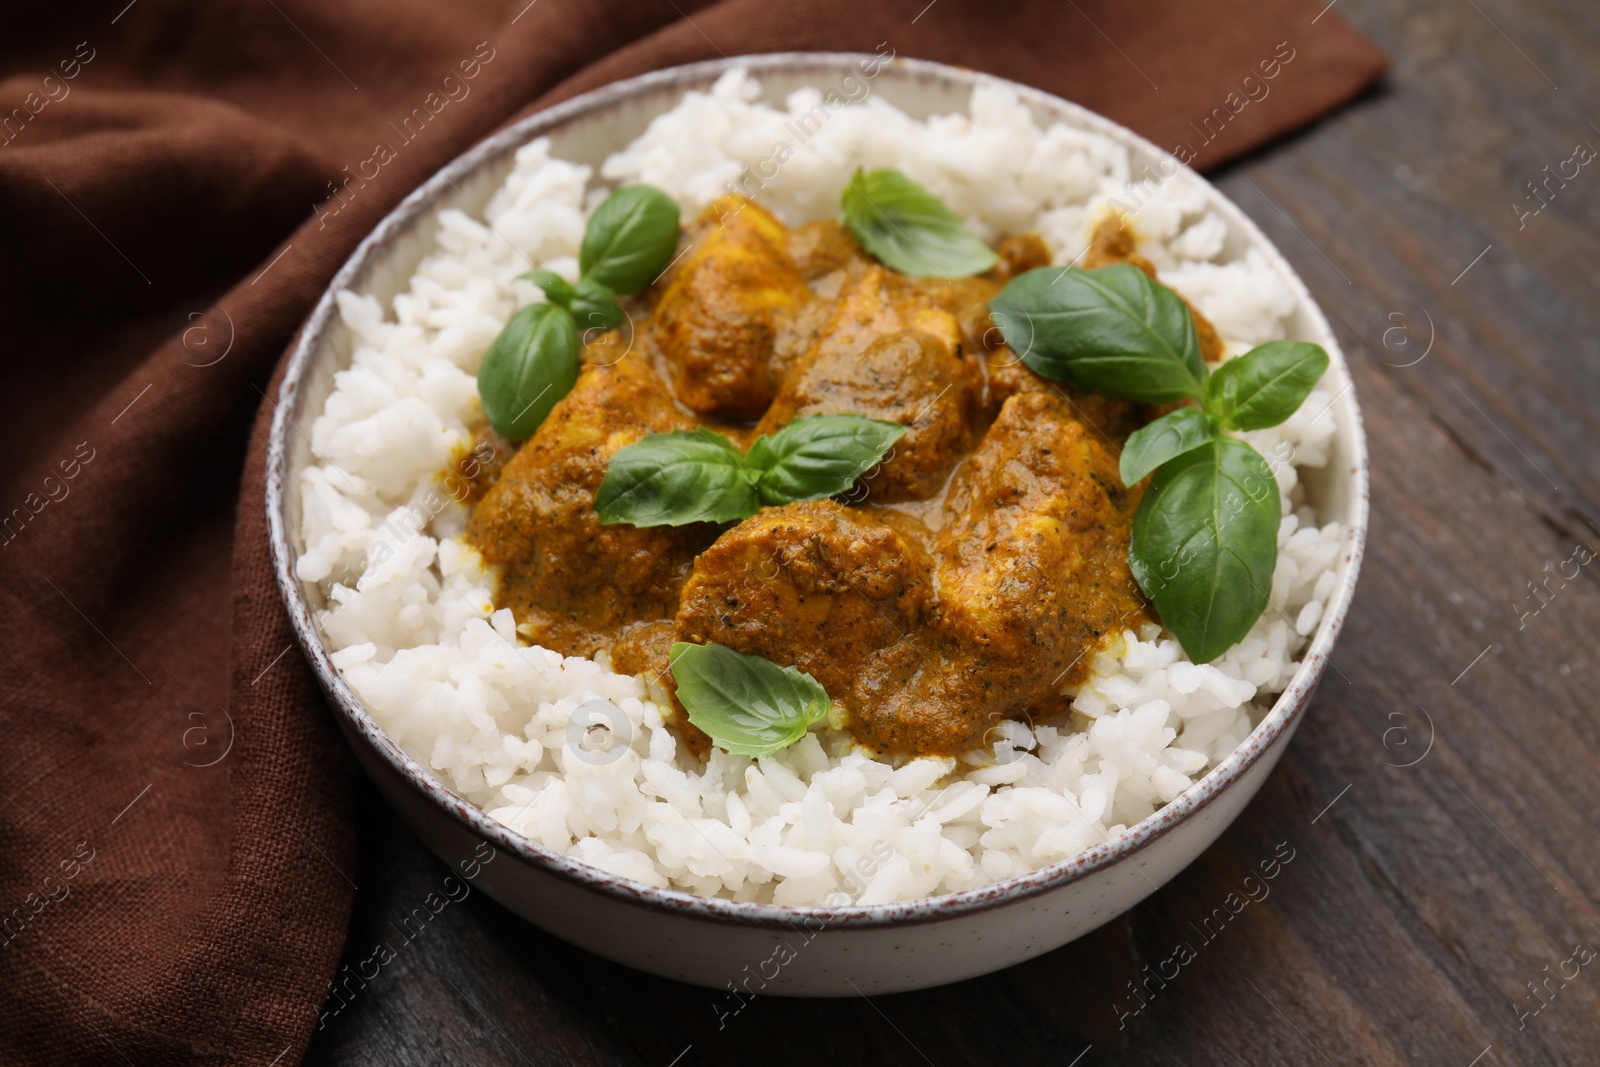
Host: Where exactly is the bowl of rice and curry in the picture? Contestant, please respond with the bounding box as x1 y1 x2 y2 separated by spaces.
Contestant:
267 53 1365 993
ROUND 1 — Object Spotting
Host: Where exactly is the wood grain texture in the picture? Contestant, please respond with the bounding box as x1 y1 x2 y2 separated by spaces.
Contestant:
305 0 1600 1062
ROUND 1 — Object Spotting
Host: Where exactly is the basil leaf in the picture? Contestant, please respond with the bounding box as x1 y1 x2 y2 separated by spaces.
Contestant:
988 264 1206 403
596 416 906 528
580 185 681 294
746 415 907 506
1119 408 1218 486
1128 437 1280 664
1205 340 1330 431
477 303 580 441
519 268 576 308
570 277 626 333
595 430 758 527
839 168 998 279
668 642 831 758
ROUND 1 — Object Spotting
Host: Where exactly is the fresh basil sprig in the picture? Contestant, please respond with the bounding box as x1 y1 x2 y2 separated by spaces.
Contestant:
840 168 998 279
1119 407 1217 486
668 641 831 757
597 431 759 527
989 265 1331 663
580 185 682 293
570 277 626 332
1128 438 1282 664
988 264 1205 402
595 414 906 528
477 185 681 440
521 267 575 306
743 415 907 505
1204 340 1328 431
476 303 580 441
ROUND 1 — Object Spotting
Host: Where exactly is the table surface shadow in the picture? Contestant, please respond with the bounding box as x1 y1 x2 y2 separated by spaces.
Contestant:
306 1 1600 1063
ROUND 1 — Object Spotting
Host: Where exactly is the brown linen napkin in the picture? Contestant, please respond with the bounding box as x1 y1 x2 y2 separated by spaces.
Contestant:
0 2 1383 1062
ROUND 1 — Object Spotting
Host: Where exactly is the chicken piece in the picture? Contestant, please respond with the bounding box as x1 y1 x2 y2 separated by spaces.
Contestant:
607 618 676 680
650 195 812 419
674 500 934 701
847 392 1149 755
1081 211 1162 276
763 222 878 381
1082 213 1224 363
466 354 717 656
934 392 1146 659
754 328 981 503
805 263 964 366
753 264 984 502
849 227 1142 444
993 232 1053 280
978 350 1146 444
786 219 869 280
912 232 1050 357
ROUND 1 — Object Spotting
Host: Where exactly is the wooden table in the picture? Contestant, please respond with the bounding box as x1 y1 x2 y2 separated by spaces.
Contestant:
305 1 1600 1062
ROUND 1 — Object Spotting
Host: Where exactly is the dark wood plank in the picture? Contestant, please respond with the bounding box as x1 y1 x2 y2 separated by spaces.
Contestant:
307 0 1600 1063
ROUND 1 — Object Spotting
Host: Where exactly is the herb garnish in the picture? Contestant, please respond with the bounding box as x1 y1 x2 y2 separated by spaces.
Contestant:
1203 340 1330 431
840 168 997 279
1118 407 1218 486
668 642 831 758
578 185 683 293
1128 437 1282 664
988 263 1205 402
990 264 1330 663
596 414 905 528
476 302 580 441
477 185 680 440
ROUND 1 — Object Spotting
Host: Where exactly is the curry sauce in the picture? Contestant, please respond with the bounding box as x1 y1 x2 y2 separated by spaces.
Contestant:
463 200 1215 757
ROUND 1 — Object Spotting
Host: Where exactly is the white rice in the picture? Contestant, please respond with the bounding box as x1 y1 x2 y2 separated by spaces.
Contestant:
294 71 1345 905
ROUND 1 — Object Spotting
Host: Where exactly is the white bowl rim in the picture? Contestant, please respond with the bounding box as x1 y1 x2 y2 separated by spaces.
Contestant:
266 51 1369 931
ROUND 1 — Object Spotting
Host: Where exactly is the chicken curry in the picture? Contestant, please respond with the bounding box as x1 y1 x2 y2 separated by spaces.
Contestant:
462 199 1221 757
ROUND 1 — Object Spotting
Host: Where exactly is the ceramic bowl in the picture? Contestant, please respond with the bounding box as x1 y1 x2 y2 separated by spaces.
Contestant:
266 52 1367 996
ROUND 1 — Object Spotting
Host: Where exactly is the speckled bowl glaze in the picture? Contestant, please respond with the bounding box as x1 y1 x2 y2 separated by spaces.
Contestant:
267 53 1367 996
